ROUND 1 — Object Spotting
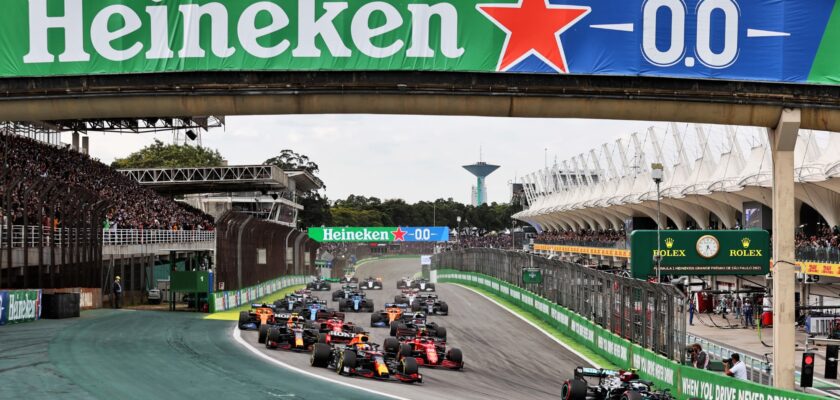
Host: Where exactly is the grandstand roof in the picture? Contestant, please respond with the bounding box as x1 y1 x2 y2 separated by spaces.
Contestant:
119 165 288 195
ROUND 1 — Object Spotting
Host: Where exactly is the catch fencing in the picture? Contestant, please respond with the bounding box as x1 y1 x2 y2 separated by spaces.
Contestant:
432 248 687 362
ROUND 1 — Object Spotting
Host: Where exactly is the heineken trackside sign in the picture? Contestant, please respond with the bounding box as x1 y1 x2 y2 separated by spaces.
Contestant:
0 290 42 325
5 0 840 85
629 230 770 279
308 226 449 242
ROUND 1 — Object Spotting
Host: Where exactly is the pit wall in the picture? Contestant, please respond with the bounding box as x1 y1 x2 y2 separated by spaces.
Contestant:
436 269 822 400
209 275 307 312
0 289 42 325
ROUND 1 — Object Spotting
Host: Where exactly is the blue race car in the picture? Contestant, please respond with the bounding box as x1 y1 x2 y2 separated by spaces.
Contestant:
338 293 374 312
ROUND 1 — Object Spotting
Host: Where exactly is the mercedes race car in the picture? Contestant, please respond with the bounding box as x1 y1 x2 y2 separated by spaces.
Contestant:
396 277 414 289
370 303 411 327
238 304 277 330
411 278 435 292
338 293 375 312
310 337 422 383
340 276 359 284
411 294 449 315
389 312 447 340
307 278 332 291
385 336 464 370
261 314 320 352
561 367 677 400
360 277 383 290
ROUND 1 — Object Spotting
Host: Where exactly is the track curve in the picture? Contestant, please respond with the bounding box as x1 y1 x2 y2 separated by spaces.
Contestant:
240 258 591 400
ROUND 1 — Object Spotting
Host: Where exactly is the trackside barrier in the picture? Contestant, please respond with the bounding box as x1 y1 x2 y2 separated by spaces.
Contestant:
0 289 42 325
436 269 822 400
209 275 307 313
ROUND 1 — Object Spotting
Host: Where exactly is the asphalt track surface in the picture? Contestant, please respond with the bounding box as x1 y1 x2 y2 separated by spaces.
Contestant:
0 309 375 399
240 258 590 400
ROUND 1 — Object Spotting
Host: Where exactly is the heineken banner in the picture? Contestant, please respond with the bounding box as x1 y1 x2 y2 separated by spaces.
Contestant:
630 230 770 279
308 227 449 242
3 0 840 85
0 290 42 325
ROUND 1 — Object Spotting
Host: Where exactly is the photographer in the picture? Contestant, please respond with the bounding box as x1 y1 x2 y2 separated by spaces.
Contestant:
690 344 709 370
723 353 747 380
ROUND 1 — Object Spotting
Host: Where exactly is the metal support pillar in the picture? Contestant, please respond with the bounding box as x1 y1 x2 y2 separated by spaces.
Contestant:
769 108 800 390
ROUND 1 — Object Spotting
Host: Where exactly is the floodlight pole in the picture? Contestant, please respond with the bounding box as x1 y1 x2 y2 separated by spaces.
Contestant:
651 163 664 283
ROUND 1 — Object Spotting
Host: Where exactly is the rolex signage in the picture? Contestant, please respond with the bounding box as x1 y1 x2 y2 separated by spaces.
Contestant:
629 230 770 279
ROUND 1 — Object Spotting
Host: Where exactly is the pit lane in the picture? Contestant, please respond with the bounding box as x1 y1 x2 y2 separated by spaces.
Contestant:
238 257 591 400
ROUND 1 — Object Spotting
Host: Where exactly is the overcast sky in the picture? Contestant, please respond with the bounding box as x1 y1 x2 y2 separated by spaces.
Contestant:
81 115 662 204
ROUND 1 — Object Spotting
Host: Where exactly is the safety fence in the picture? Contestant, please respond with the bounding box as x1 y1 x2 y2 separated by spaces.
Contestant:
210 275 307 313
433 248 686 361
0 225 215 248
0 289 41 325
436 270 822 400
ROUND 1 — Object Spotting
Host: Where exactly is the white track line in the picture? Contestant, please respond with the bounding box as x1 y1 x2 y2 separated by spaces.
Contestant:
451 283 601 369
231 326 410 400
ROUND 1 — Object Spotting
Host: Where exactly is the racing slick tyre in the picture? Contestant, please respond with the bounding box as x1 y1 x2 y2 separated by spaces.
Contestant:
371 313 383 326
318 333 328 344
440 303 449 315
365 301 375 312
384 338 400 354
434 326 447 340
561 379 588 400
337 349 357 374
427 283 436 291
399 343 412 359
258 324 269 344
446 348 463 366
338 302 346 312
401 357 419 376
311 343 332 368
266 327 282 349
332 291 342 301
238 311 249 329
411 301 420 312
620 391 643 400
389 321 400 336
395 295 406 304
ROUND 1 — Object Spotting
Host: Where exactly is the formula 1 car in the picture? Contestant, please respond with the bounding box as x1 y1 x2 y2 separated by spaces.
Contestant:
360 277 383 290
385 336 464 370
389 312 447 340
395 289 420 305
274 290 315 312
301 300 345 322
561 367 676 400
340 276 359 284
338 293 375 312
370 303 411 327
411 278 435 292
412 294 449 315
396 277 414 289
332 285 361 301
315 317 365 345
310 337 422 383
307 278 332 291
264 314 321 351
238 304 277 330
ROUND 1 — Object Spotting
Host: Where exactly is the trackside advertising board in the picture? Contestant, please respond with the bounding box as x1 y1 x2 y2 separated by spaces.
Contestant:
436 269 823 400
308 227 449 242
210 275 306 312
0 290 42 325
5 0 840 85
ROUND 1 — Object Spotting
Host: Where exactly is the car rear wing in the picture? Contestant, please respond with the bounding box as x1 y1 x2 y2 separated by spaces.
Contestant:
251 303 276 309
384 303 410 308
574 367 619 379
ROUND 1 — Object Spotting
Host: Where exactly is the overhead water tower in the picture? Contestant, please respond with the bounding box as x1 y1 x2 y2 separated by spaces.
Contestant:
463 161 500 206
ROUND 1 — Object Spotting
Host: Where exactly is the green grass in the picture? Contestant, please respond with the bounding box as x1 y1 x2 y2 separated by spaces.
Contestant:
453 283 618 370
205 285 305 321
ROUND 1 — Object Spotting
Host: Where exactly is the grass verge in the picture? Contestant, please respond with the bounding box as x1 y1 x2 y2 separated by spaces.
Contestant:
455 283 618 370
204 285 305 321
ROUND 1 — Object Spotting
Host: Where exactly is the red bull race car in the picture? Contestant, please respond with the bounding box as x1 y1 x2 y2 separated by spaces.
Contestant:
262 314 321 352
385 336 464 370
310 335 422 383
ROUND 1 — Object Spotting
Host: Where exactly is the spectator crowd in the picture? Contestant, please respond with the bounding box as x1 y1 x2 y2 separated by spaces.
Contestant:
536 229 626 247
1 133 213 230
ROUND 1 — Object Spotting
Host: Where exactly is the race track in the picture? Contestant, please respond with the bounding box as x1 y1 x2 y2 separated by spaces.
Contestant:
240 258 591 400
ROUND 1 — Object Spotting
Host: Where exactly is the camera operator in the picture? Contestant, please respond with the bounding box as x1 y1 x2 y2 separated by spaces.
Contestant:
723 353 747 380
690 344 709 370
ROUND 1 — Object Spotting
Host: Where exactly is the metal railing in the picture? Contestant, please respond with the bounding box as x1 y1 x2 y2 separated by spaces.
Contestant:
0 225 215 248
433 248 687 362
535 239 626 248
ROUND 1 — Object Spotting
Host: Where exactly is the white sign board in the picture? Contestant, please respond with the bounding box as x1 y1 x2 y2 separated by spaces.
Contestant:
420 255 432 266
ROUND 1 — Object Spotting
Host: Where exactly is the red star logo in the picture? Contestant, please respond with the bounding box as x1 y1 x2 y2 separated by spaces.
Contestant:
392 227 407 241
477 0 590 73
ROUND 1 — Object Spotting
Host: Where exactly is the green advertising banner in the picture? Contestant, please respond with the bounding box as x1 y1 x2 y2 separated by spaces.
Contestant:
630 230 770 279
1 290 42 325
522 268 543 284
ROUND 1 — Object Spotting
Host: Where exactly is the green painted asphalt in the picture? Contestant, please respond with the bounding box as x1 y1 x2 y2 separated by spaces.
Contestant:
0 309 381 400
